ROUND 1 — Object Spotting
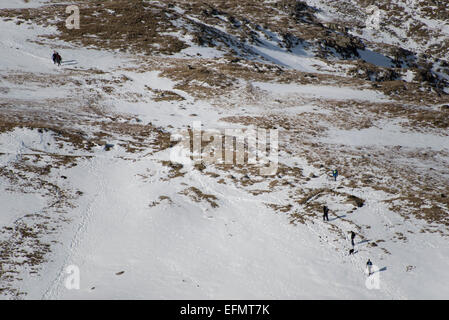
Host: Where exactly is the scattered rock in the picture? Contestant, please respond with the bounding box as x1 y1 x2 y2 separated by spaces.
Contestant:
104 143 114 151
406 265 416 272
194 162 206 171
348 195 365 207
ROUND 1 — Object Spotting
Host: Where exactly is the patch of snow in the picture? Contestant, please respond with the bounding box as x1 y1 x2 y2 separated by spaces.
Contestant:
322 123 449 152
253 82 389 102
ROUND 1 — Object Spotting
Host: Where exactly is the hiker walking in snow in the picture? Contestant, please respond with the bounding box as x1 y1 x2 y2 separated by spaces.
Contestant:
323 205 329 222
332 169 338 181
52 51 62 66
350 231 356 248
56 52 62 66
366 259 373 276
52 51 57 64
348 231 356 255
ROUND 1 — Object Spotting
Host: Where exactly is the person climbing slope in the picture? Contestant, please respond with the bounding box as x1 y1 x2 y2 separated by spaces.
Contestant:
322 205 329 222
52 51 57 64
56 52 62 66
332 169 338 181
350 231 356 248
366 259 373 276
348 231 357 254
52 51 62 66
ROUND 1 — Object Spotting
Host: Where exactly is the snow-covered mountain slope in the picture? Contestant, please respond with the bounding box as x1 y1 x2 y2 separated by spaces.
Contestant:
0 0 448 299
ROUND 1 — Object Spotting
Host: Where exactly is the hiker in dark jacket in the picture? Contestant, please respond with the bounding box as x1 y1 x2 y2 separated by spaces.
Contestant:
332 169 338 181
366 259 373 276
350 231 356 247
52 51 62 66
323 205 329 221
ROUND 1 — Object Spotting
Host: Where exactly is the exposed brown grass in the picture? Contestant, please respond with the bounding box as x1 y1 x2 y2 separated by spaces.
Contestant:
149 195 173 207
1 1 187 55
146 87 185 102
160 161 186 179
179 186 219 208
0 152 82 297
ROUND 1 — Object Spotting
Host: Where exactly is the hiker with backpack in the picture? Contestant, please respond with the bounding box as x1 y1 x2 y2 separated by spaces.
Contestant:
52 51 62 66
348 231 357 255
332 169 338 181
350 231 356 248
322 205 329 222
366 259 373 276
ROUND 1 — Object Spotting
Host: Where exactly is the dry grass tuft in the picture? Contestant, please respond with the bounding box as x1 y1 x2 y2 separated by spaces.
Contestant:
179 186 219 208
